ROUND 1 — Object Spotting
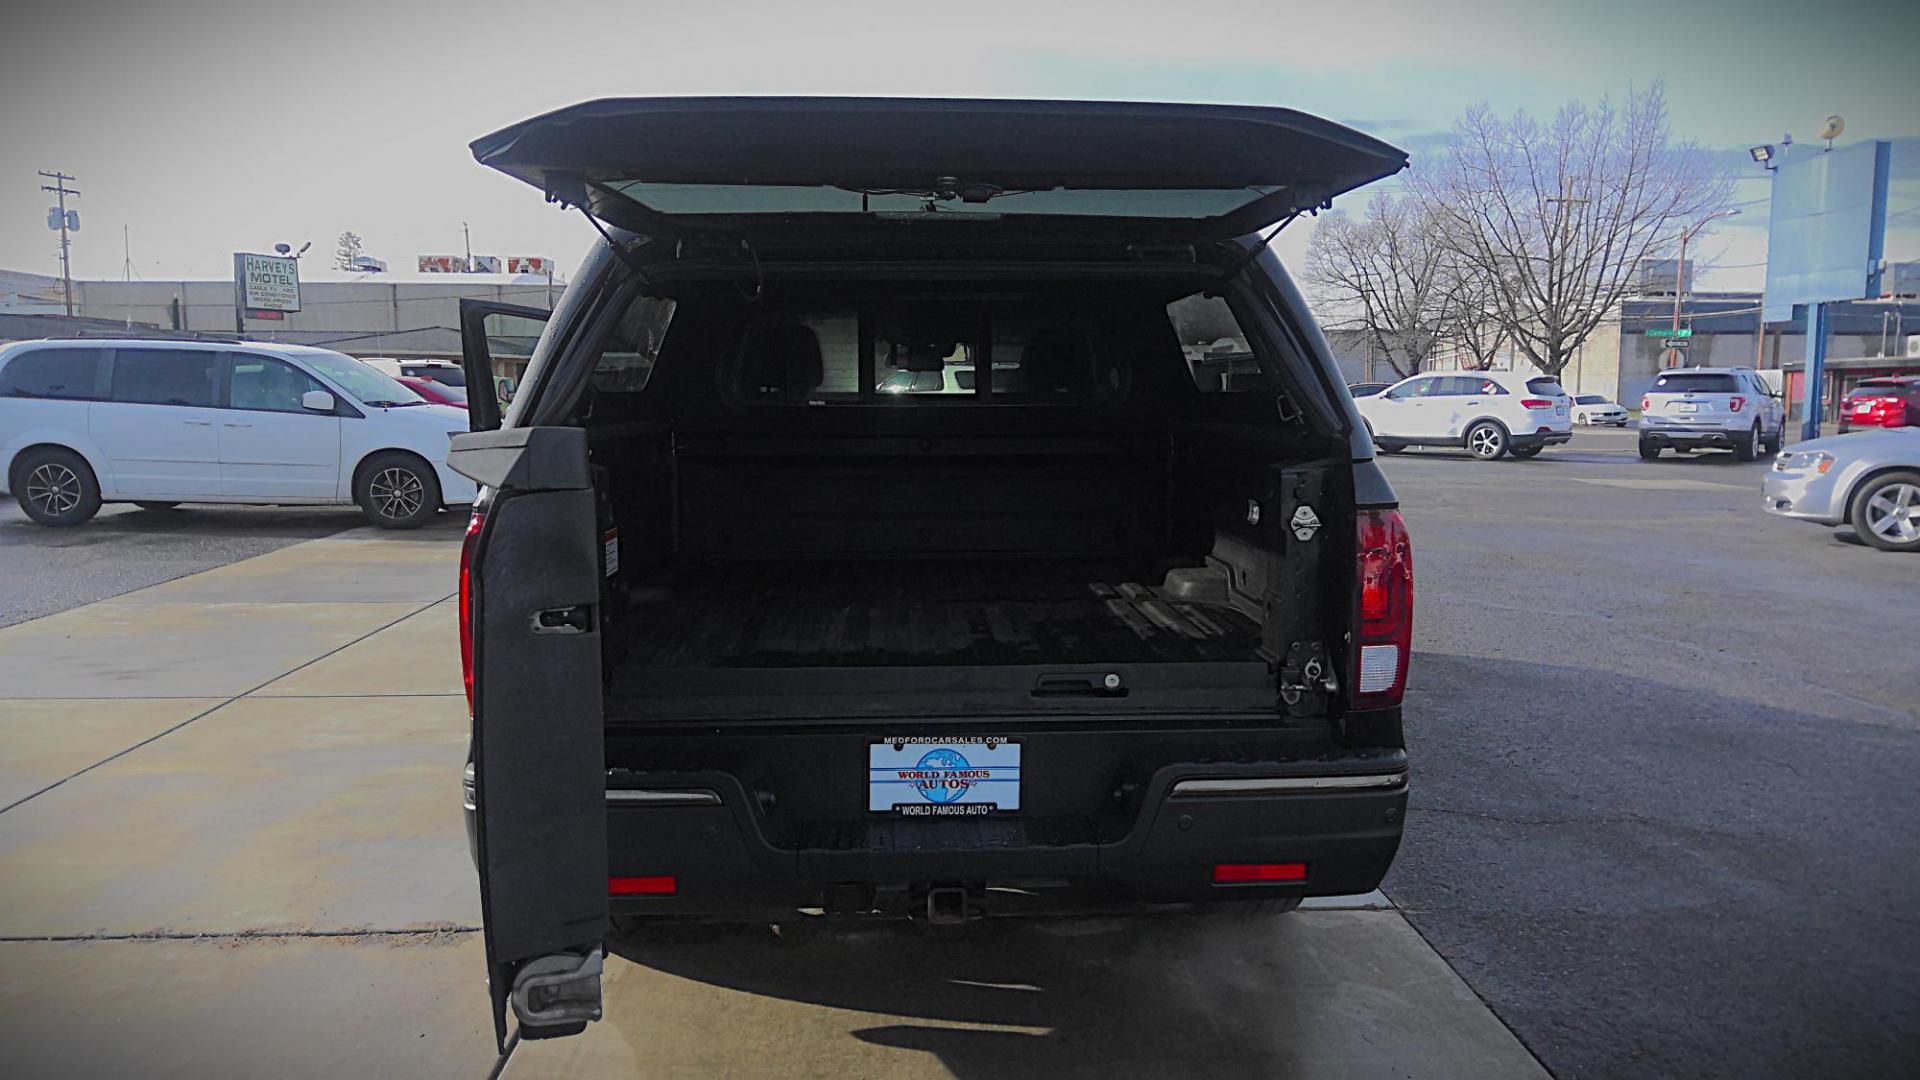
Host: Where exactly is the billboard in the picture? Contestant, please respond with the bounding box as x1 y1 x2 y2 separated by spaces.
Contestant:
233 252 301 313
1762 141 1892 323
419 255 503 273
507 256 552 275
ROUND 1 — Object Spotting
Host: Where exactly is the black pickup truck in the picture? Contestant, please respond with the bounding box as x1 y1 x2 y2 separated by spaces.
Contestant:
450 97 1414 1047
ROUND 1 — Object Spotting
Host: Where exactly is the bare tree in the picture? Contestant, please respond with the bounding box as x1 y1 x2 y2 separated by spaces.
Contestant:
1304 193 1454 379
1438 260 1507 370
334 231 365 272
1417 84 1730 379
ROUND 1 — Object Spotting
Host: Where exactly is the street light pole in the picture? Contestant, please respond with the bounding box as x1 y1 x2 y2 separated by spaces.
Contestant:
1668 208 1741 367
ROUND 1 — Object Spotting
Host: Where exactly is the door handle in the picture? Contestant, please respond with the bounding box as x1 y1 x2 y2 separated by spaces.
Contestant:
183 419 213 426
222 422 253 428
531 605 593 635
1466 400 1481 405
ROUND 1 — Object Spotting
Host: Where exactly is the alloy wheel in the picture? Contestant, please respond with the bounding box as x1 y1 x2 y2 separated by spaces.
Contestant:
1467 425 1503 459
368 467 425 521
1864 483 1920 544
26 463 82 517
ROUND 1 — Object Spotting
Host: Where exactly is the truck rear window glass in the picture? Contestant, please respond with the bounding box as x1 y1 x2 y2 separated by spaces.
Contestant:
1 348 104 400
589 295 677 393
1651 373 1738 394
1168 294 1269 393
731 300 1122 405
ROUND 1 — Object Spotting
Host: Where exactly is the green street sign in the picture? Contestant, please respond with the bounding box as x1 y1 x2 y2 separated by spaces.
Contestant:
1645 328 1693 338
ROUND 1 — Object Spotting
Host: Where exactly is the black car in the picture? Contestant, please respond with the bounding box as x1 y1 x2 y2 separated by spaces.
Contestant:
450 97 1413 1046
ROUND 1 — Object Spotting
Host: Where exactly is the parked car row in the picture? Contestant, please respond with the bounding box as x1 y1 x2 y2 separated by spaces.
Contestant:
0 340 475 528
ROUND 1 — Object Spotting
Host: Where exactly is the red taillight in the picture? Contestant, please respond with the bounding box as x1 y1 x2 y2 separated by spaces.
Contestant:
1729 395 1745 412
1641 396 1651 412
1214 862 1307 884
609 875 676 896
1521 398 1552 409
1354 509 1412 709
458 510 484 713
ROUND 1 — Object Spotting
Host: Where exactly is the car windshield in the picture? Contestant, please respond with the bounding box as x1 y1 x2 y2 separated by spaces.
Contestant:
1576 394 1607 405
1651 373 1738 394
301 350 426 405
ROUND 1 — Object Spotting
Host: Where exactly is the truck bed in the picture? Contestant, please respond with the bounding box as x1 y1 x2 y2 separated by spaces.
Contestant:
613 558 1261 670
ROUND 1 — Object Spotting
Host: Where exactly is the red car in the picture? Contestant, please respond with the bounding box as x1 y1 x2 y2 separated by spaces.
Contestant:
396 374 468 409
1838 376 1920 433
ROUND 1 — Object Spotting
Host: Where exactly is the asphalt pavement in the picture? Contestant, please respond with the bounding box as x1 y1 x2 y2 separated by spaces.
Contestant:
1379 425 1920 1079
0 501 396 627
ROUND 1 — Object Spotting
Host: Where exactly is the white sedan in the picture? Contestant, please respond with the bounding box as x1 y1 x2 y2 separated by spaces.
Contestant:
1571 394 1629 426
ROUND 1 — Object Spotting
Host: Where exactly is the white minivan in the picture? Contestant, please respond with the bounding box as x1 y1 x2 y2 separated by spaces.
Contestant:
0 339 476 528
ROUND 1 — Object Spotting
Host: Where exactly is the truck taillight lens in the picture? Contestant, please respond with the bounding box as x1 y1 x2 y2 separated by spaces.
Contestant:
1729 395 1745 412
1354 509 1413 708
459 509 483 713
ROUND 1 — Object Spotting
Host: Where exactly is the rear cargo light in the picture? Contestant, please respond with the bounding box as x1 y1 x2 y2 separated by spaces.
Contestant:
1521 398 1553 409
609 875 677 895
1214 862 1307 884
1354 509 1412 708
1729 395 1745 412
458 509 483 713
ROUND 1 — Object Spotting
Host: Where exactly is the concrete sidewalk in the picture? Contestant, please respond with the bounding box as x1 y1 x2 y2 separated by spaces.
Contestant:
0 525 1548 1079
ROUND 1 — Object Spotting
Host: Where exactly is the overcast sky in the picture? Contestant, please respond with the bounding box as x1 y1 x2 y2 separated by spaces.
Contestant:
4 0 1916 292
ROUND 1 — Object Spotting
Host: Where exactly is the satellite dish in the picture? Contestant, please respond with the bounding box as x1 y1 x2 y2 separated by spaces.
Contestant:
1819 115 1845 142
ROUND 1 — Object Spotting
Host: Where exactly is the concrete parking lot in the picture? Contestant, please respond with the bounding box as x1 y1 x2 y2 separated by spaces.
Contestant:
0 426 1914 1078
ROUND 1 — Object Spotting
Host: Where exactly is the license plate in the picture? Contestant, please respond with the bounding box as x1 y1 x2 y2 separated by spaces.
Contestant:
1675 402 1697 413
869 737 1021 815
1855 403 1874 413
1555 405 1566 416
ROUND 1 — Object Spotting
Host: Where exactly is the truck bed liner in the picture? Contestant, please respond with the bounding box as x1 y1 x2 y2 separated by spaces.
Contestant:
616 558 1261 669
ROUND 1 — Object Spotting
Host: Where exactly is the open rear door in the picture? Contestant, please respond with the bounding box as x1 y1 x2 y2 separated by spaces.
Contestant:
453 303 608 1051
459 298 552 432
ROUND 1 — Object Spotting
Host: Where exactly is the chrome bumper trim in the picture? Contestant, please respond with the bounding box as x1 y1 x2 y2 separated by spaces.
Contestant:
606 788 723 806
1170 773 1408 797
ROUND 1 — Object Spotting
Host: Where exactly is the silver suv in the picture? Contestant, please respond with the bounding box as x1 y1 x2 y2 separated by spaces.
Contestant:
1638 367 1786 462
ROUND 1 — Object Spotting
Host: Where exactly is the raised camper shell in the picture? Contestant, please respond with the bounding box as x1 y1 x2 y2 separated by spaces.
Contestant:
451 97 1410 1049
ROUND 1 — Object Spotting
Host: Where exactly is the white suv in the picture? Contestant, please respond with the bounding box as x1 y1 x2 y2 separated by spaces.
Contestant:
0 339 476 528
1638 367 1785 461
1355 370 1574 461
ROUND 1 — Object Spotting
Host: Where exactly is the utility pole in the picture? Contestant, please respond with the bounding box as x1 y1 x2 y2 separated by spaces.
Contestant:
462 221 473 273
39 170 79 316
1669 208 1742 368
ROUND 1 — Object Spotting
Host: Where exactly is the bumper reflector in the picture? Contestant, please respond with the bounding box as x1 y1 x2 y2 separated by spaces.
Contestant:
1214 862 1307 884
1358 644 1400 693
609 875 676 896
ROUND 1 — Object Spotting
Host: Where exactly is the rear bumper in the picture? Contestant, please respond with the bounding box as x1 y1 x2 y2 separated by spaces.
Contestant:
1641 427 1746 449
601 749 1408 919
1509 429 1573 450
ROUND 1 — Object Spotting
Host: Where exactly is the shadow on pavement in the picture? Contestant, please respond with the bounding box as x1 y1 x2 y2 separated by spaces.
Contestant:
0 503 362 543
607 915 1360 1078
